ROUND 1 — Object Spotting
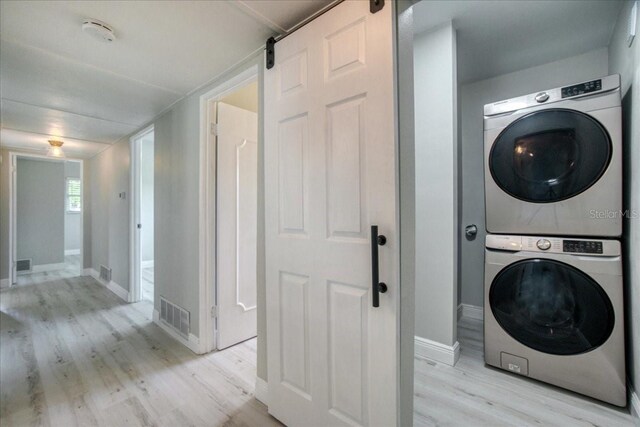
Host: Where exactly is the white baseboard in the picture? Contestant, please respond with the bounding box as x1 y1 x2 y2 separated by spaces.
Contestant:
415 336 460 366
65 249 81 256
0 278 10 289
153 309 202 354
458 304 483 321
255 377 268 405
85 268 129 302
141 260 154 269
630 384 640 424
32 262 67 273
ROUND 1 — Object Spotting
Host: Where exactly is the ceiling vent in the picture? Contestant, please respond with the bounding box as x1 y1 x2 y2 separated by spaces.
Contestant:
82 19 116 43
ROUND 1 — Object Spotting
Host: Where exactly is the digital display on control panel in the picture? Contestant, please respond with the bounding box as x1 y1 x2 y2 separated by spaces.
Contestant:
561 79 602 98
563 240 603 254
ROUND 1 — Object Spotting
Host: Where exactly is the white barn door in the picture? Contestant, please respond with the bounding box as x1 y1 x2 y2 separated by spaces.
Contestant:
216 102 258 350
264 1 398 426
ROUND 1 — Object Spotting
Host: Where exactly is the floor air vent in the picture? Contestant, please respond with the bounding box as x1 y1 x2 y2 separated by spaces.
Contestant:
99 265 112 282
16 259 33 274
160 297 190 337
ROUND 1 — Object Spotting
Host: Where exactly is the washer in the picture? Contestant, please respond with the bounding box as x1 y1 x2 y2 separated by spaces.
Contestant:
484 74 622 237
484 234 626 406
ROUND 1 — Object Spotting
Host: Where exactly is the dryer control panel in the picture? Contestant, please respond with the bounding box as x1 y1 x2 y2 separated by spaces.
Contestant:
563 239 603 254
486 235 620 257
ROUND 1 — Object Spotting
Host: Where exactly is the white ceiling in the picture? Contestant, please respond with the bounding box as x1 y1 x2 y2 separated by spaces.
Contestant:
413 0 624 84
0 0 332 158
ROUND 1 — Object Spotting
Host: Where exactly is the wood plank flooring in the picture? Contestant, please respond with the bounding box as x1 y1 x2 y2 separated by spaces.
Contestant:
414 317 635 426
0 273 281 427
2 269 635 426
141 267 154 303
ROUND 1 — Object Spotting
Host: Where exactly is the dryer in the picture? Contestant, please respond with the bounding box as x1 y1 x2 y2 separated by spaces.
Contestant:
484 234 626 406
484 75 622 237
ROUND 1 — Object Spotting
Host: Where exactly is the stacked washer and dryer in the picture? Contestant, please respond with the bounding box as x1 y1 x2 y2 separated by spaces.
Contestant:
482 74 626 406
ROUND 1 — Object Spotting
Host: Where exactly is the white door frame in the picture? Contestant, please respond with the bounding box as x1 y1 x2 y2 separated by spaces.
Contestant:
7 151 84 285
129 124 154 303
198 64 259 354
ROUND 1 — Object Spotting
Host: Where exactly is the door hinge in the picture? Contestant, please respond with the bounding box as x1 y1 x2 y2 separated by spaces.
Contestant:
266 36 276 70
210 123 218 136
211 306 218 318
370 0 384 13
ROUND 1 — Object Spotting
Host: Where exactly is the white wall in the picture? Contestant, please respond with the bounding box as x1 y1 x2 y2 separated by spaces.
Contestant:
140 134 154 263
85 54 266 370
16 157 65 266
0 148 91 280
608 0 640 407
88 139 131 290
414 22 459 347
458 48 610 308
64 161 81 252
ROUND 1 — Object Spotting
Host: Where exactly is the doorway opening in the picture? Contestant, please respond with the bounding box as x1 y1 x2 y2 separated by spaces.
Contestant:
406 0 632 424
8 152 84 285
130 125 155 307
198 64 259 355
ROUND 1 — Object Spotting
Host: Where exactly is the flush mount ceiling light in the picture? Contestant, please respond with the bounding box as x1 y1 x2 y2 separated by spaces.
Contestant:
47 140 66 158
82 19 116 43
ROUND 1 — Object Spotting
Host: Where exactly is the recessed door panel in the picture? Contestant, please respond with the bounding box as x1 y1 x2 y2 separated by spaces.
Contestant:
278 114 308 236
279 271 311 398
328 281 368 426
326 95 367 240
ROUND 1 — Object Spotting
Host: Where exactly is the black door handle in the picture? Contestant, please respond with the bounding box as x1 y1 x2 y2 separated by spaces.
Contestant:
370 225 387 308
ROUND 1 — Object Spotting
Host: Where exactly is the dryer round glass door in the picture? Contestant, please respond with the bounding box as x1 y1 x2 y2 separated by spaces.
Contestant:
489 259 615 355
489 109 611 203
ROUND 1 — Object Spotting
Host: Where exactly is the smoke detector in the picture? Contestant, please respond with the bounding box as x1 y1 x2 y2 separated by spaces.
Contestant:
82 19 116 42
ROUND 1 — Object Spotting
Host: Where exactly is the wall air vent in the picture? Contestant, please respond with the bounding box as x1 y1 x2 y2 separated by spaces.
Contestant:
160 297 190 337
16 259 32 274
99 265 112 282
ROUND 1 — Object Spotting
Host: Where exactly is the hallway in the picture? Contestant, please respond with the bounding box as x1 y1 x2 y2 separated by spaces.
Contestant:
0 273 280 427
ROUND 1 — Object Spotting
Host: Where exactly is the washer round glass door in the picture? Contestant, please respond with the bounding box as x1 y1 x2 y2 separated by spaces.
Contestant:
489 259 615 355
489 109 611 203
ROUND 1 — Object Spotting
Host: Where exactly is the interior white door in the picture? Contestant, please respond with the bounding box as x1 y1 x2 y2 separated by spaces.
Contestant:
265 1 398 425
216 101 259 350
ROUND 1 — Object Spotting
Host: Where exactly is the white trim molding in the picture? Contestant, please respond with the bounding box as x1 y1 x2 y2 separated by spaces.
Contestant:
65 249 81 256
458 303 483 321
0 278 10 289
129 124 155 304
198 64 259 355
630 383 640 423
8 151 85 287
255 377 268 405
85 268 129 302
153 309 202 354
415 336 460 366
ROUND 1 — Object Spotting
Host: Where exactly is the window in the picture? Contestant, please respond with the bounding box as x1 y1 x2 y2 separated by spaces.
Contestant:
66 178 82 213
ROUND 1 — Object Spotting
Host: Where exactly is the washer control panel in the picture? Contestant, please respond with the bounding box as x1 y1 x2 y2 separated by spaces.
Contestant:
486 235 619 257
562 239 603 254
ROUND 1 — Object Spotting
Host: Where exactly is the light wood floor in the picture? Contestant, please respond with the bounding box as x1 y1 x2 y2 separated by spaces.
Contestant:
0 272 281 427
141 267 154 303
2 270 635 426
414 317 635 426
